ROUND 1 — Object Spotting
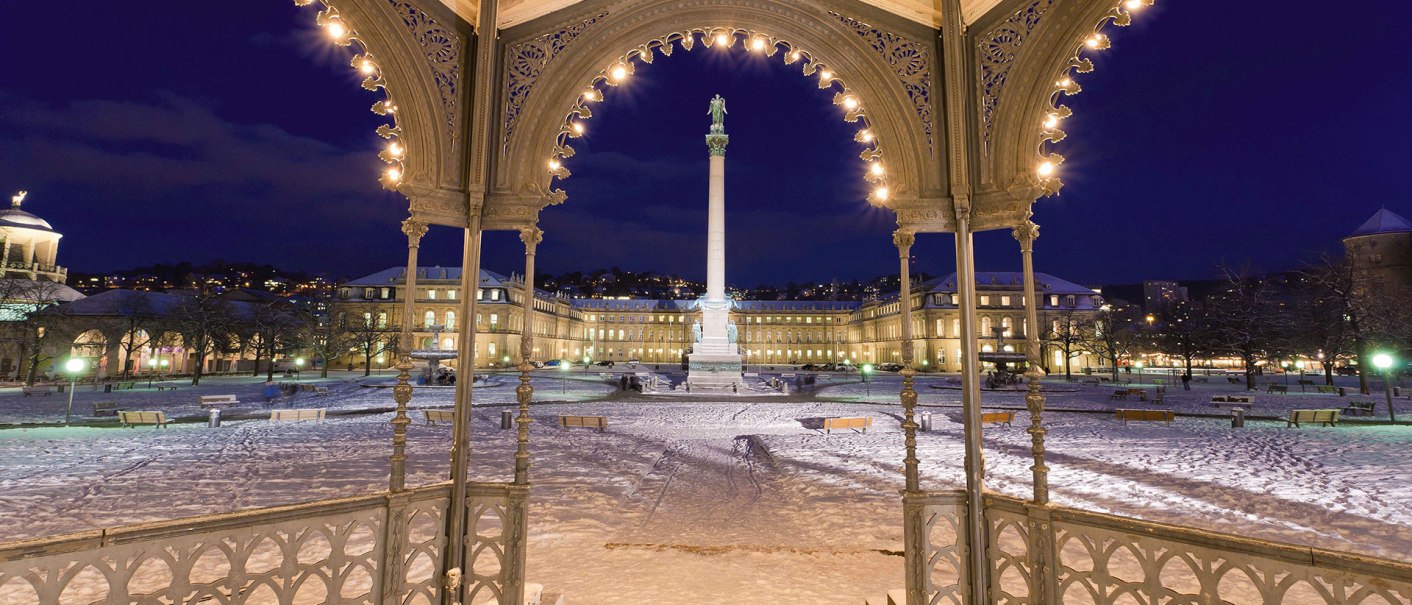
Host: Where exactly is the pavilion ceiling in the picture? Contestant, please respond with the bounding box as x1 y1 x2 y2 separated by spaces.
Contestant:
435 0 1009 29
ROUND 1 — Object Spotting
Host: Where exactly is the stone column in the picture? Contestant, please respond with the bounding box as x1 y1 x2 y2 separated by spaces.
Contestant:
446 215 482 603
706 134 728 302
514 226 542 485
390 218 426 493
1013 220 1049 505
895 230 920 493
954 209 989 602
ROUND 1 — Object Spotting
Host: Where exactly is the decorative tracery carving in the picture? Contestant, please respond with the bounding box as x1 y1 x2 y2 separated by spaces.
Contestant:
388 0 464 140
829 12 934 154
503 11 610 148
978 0 1055 151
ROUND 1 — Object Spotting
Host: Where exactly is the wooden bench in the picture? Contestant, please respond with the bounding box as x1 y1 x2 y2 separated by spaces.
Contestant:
1149 392 1166 406
156 383 179 391
1109 389 1130 401
21 386 53 396
1266 384 1289 394
1316 385 1338 394
1288 409 1339 428
270 409 326 422
1127 388 1148 401
93 401 119 417
1226 376 1242 384
822 416 873 434
559 415 608 432
114 381 137 390
1080 378 1101 386
423 409 455 425
1115 409 1174 426
982 412 1014 427
1343 401 1376 417
199 395 239 408
119 411 168 428
1210 395 1256 410
1296 379 1315 392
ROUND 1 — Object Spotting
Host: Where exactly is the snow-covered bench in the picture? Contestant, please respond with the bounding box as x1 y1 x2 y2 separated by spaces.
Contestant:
270 409 326 422
423 409 454 424
1115 409 1174 426
119 411 168 428
155 383 180 391
1210 395 1255 410
21 386 53 396
92 402 119 417
113 381 137 390
1266 384 1289 394
1287 409 1339 428
1316 385 1339 394
559 415 607 432
982 412 1014 427
298 384 331 395
1342 401 1376 417
822 416 872 434
199 395 239 408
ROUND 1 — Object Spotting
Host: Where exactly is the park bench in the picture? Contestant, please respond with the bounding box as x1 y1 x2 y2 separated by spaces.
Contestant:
1210 395 1256 410
423 409 455 425
822 416 873 434
559 415 607 432
1115 409 1174 426
982 412 1014 427
92 401 119 417
156 383 179 391
1316 385 1339 395
119 411 168 428
1080 377 1101 386
270 409 326 422
21 386 53 396
1266 384 1289 394
1109 389 1130 401
297 384 331 395
199 395 240 408
1194 376 1209 383
1149 392 1166 405
1226 376 1242 384
1297 379 1316 392
1127 387 1148 400
114 381 136 390
1287 409 1340 428
1342 401 1376 417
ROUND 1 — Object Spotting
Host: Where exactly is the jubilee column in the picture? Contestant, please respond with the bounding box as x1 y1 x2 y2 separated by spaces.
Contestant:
686 94 744 390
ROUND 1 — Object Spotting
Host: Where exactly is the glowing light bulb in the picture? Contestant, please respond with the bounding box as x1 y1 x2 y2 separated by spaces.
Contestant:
715 33 729 46
388 142 404 157
1043 113 1059 129
790 51 801 61
1124 0 1143 9
548 159 561 171
327 22 347 39
386 167 402 181
1086 35 1103 48
875 187 890 201
870 163 884 176
1057 78 1072 88
572 122 585 135
859 130 874 142
582 90 598 101
843 96 859 110
752 37 765 51
359 60 375 75
1037 162 1056 177
611 65 628 81
821 70 833 81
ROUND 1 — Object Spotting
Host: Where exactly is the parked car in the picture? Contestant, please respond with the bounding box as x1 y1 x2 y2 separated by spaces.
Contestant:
596 361 616 367
543 360 562 367
1335 366 1359 376
627 359 640 368
878 363 904 372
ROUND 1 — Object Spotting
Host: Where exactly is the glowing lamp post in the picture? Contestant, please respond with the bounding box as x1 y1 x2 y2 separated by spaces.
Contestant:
295 357 305 382
63 358 86 426
1135 360 1145 384
1373 353 1398 422
560 361 569 394
862 364 874 397
147 358 158 389
583 355 590 374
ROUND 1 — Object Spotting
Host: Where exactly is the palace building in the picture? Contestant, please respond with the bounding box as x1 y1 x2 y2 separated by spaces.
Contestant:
337 266 1105 372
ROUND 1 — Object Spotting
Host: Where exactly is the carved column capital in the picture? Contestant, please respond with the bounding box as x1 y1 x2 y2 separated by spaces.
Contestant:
518 226 543 253
1012 220 1040 251
401 218 429 245
892 229 916 252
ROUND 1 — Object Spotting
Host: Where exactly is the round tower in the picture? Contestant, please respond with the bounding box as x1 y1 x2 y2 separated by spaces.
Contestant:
0 191 67 284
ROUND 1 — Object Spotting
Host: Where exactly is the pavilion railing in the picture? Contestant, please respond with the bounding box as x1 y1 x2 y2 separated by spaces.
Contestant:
904 490 970 605
981 494 1412 605
0 483 456 605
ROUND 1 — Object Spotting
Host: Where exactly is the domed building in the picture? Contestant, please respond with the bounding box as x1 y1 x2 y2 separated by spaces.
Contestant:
0 191 69 284
1343 208 1412 293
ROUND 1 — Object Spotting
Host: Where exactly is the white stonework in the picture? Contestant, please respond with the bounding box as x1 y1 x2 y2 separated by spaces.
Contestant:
687 103 743 390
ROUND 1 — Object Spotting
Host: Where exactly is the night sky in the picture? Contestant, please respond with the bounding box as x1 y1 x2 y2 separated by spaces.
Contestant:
3 2 1410 287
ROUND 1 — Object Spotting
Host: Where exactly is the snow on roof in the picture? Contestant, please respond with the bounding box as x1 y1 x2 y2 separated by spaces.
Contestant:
1349 209 1412 237
924 272 1094 295
344 267 510 287
0 208 55 232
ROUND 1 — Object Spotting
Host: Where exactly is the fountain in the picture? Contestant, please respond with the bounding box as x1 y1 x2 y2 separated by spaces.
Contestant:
979 327 1028 389
411 324 458 386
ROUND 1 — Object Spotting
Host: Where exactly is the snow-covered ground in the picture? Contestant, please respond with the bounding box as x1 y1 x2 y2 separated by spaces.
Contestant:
1 372 1409 604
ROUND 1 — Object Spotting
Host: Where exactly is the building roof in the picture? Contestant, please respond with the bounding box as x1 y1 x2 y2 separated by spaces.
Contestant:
925 272 1095 295
345 267 511 287
1349 209 1412 237
0 207 55 232
0 278 84 303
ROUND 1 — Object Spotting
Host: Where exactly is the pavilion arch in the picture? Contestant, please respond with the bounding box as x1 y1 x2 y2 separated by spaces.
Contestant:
483 0 947 229
966 0 1152 231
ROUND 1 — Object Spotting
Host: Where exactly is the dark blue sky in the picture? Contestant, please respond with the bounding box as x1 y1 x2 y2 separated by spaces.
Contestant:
2 2 1409 286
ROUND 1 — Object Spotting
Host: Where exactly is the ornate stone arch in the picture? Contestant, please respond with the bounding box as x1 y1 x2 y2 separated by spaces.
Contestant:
294 0 474 226
968 0 1149 231
485 0 945 230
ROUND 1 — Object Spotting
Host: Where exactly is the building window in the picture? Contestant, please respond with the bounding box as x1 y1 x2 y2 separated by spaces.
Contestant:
377 312 388 329
448 289 457 300
427 289 437 300
1049 294 1059 307
1000 296 1011 307
423 310 435 327
491 289 501 301
981 316 992 335
490 314 499 328
364 288 375 299
1065 295 1076 308
980 295 990 306
446 311 456 330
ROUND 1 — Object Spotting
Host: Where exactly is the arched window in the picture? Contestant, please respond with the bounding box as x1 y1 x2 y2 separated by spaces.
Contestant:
424 310 435 327
445 311 456 330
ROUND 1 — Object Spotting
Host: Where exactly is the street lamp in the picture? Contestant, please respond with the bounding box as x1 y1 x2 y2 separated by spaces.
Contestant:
1296 360 1307 390
295 357 305 382
583 355 590 374
1135 360 1144 384
63 358 86 426
862 363 874 397
147 358 158 389
1281 361 1290 385
1373 353 1398 423
560 361 569 394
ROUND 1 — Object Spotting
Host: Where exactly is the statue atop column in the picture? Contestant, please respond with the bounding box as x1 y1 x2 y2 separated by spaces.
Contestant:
707 94 727 134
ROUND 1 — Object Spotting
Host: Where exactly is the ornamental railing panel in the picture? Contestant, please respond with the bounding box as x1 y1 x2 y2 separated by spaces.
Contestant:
982 493 1412 605
904 490 969 605
462 482 529 605
0 483 450 605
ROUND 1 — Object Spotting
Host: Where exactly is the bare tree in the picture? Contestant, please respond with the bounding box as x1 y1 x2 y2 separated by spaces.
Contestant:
105 290 161 380
348 310 396 377
1154 300 1214 381
1079 304 1143 383
1041 308 1086 379
1288 262 1357 385
0 279 77 385
1205 266 1288 390
245 300 308 381
308 307 358 378
170 290 235 385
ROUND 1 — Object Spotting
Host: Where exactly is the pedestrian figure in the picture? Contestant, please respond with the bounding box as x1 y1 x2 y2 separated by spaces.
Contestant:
619 375 628 391
262 380 280 404
1181 372 1192 390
